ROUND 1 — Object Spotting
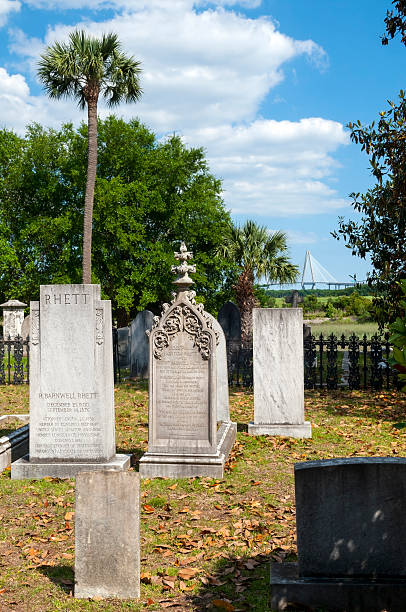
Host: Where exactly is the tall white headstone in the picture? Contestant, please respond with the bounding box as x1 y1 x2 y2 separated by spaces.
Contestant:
11 284 130 479
248 308 311 438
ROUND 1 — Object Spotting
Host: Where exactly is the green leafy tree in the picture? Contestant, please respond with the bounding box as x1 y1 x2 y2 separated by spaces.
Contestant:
382 1 406 46
38 31 142 284
389 279 406 390
333 3 406 326
0 117 236 323
218 220 298 342
332 92 406 326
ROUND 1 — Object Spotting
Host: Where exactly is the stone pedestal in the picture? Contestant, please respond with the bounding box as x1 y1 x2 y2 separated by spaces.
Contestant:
75 471 140 599
271 457 406 611
248 308 311 438
139 243 236 478
12 284 130 479
1 299 27 340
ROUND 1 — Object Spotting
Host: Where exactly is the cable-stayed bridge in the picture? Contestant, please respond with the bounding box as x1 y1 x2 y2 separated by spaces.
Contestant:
301 250 355 289
262 250 358 289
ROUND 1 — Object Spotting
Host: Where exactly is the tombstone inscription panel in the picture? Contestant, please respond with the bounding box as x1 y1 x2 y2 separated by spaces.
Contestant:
155 332 209 441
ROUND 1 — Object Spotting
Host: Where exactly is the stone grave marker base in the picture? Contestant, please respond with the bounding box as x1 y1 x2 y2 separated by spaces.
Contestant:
248 421 311 438
139 421 236 478
11 453 130 480
271 563 406 612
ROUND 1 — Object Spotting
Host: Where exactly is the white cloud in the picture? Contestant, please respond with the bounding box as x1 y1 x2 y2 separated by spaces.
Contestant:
2 2 346 215
0 66 84 133
285 230 318 245
181 118 349 215
0 0 20 27
10 5 326 131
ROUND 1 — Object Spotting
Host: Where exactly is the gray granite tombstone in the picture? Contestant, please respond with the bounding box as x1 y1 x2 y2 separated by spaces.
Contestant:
284 290 303 308
1 299 27 339
206 313 230 423
218 301 241 342
11 284 130 479
117 327 130 369
139 243 236 478
248 308 311 438
75 470 140 599
271 457 406 611
20 315 30 339
129 310 154 378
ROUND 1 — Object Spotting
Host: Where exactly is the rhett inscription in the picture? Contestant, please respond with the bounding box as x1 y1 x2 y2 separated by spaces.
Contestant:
43 293 89 305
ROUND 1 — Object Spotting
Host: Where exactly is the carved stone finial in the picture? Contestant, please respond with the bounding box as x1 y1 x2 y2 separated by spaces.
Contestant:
171 241 196 291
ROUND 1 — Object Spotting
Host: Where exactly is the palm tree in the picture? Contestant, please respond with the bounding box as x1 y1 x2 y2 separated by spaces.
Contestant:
220 220 299 343
38 30 142 283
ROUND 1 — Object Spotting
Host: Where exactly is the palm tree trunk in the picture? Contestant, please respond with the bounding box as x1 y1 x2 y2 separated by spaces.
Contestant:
82 98 98 284
234 266 259 346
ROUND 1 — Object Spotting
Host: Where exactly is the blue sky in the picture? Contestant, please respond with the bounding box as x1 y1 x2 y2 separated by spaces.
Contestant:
0 0 404 285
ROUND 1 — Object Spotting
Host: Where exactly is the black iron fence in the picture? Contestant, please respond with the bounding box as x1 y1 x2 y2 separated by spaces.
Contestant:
1 331 399 392
0 335 30 385
304 332 398 391
226 332 399 391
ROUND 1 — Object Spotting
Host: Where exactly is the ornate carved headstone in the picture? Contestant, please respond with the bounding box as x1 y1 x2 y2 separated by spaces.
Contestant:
1 299 27 340
11 284 130 479
129 310 154 379
139 243 236 478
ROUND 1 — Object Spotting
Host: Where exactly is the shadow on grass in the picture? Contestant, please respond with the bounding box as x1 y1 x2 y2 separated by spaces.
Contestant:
181 550 315 612
307 389 406 423
38 563 74 594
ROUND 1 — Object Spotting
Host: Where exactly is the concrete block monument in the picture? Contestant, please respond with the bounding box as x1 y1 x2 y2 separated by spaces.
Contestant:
248 308 311 438
75 470 140 599
1 299 27 339
11 284 130 479
129 310 154 378
271 457 406 611
139 243 236 478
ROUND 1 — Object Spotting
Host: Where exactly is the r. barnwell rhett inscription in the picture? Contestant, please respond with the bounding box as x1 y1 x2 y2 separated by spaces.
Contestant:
139 243 236 478
11 284 130 479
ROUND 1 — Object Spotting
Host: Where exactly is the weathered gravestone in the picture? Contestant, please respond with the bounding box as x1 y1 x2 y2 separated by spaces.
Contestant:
284 290 303 308
206 313 230 423
117 327 130 369
139 243 236 478
1 299 27 339
271 457 406 611
248 308 311 438
11 284 130 479
20 315 30 339
129 310 154 378
218 301 241 343
75 470 140 599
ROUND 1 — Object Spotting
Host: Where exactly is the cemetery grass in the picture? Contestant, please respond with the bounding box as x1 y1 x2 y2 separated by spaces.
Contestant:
1 385 406 610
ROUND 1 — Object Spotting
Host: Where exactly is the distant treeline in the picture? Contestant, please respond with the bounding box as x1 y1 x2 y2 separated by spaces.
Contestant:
264 285 373 298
